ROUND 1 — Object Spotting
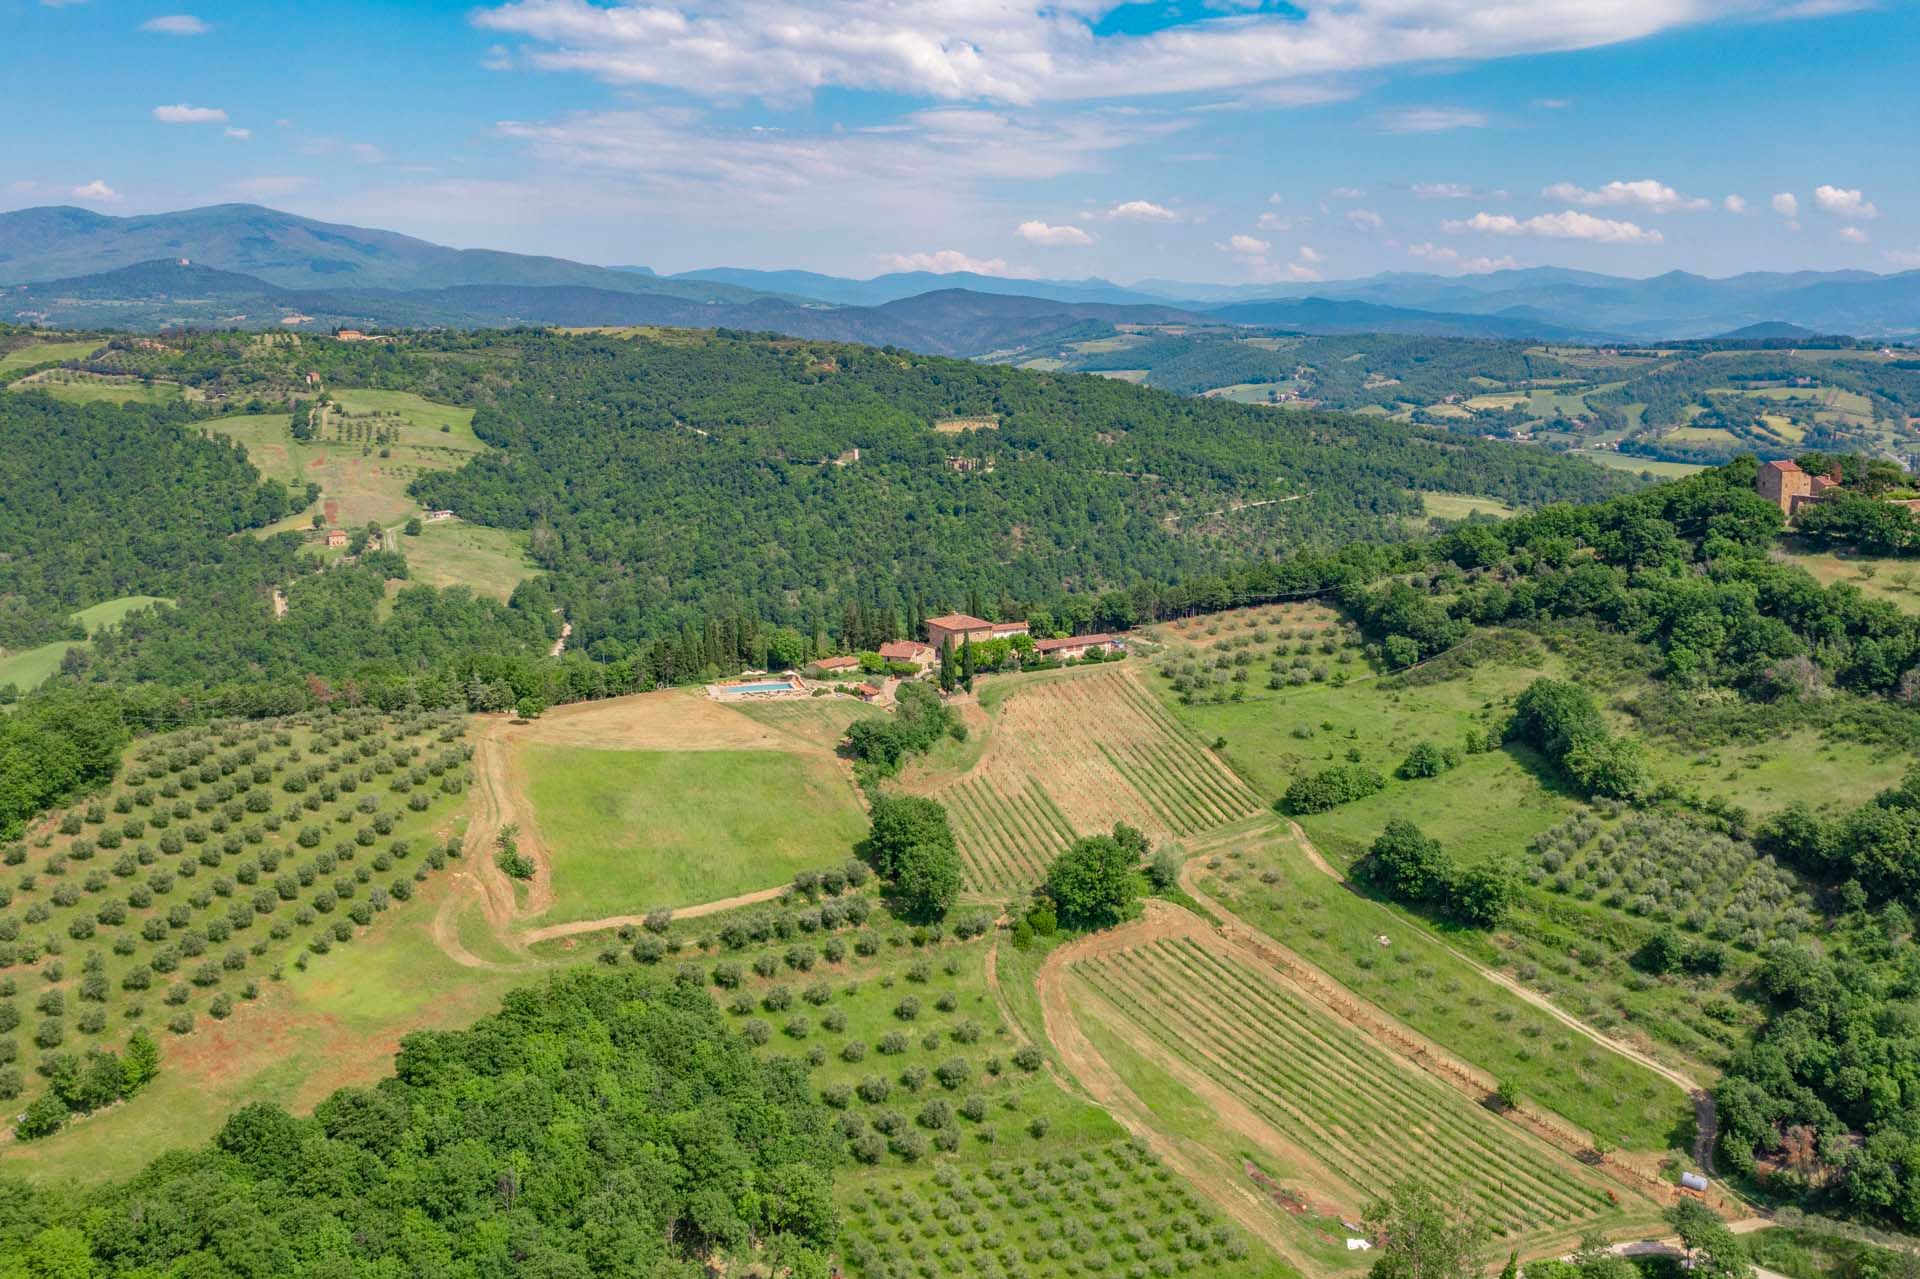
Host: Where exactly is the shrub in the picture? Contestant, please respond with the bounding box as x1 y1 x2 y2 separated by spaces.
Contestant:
1279 764 1384 814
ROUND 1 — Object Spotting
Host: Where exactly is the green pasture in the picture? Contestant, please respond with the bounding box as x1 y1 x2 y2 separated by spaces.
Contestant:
0 339 103 373
400 521 534 600
1418 490 1519 520
521 744 868 921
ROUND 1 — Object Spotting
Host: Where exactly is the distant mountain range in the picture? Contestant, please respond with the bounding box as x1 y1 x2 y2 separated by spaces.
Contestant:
4 203 1919 345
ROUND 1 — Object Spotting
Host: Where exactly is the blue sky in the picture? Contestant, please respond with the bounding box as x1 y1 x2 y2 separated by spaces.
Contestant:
5 0 1918 284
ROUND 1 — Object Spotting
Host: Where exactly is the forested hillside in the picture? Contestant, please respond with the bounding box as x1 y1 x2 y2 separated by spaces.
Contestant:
405 330 1628 659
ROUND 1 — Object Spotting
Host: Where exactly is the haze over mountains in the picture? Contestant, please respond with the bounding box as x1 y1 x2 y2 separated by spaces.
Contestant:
5 204 1919 346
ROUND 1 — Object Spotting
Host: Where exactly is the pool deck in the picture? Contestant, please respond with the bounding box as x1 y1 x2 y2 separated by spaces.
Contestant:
707 674 813 701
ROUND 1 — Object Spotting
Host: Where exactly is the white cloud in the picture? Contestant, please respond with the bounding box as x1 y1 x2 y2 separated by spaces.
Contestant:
1724 194 1747 213
473 0 1791 106
1412 182 1473 199
348 143 388 164
1256 212 1294 232
1814 184 1878 219
1346 208 1384 231
1266 192 1285 205
1408 241 1518 273
882 249 1008 275
71 179 121 203
1016 219 1092 246
1374 106 1486 133
1329 185 1366 198
1771 192 1798 217
1839 226 1869 244
482 44 514 71
1444 209 1663 244
1886 248 1920 269
152 103 228 125
1532 97 1571 109
141 14 208 34
1217 233 1321 282
225 127 252 140
1107 199 1178 221
1540 178 1708 212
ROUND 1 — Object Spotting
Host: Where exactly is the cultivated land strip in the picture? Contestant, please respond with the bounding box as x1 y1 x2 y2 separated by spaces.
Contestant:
1272 818 1721 1174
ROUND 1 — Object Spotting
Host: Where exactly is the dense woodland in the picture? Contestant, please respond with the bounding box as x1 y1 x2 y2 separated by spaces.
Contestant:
0 968 843 1277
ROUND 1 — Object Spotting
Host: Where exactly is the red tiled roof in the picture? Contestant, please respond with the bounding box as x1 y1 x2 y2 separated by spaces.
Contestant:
856 683 882 696
1766 459 1803 472
926 612 992 629
878 641 929 659
1033 632 1114 652
815 655 861 669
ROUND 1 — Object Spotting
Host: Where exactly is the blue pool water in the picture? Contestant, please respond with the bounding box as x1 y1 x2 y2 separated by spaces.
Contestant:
725 681 798 694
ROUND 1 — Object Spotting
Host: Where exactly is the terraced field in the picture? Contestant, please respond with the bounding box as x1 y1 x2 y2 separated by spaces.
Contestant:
1069 932 1635 1243
926 668 1263 898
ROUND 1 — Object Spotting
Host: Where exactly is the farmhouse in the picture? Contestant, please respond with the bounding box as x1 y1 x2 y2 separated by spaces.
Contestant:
422 509 455 522
812 654 862 674
1756 458 1842 519
1032 632 1122 661
324 528 348 548
878 640 934 670
926 613 1030 653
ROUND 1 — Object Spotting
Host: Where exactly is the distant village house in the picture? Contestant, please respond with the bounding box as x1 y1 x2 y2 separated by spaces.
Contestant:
812 654 862 674
324 528 349 548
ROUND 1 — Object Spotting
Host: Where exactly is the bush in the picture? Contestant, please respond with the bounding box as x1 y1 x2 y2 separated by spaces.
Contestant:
1279 764 1384 814
1396 740 1460 780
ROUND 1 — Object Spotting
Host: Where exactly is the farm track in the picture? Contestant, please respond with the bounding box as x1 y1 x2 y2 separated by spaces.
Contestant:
1273 819 1721 1175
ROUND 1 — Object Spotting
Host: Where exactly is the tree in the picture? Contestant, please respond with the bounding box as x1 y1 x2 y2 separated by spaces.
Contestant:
891 841 961 920
1045 834 1141 930
1363 820 1453 905
403 517 423 537
857 795 955 881
1397 741 1459 780
123 1027 159 1091
1363 1179 1489 1279
1665 1200 1751 1279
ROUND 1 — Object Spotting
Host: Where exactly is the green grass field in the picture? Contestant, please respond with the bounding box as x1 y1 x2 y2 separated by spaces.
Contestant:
521 744 868 921
1774 542 1920 614
200 395 495 573
1572 451 1707 479
0 596 174 692
1418 490 1519 520
7 373 181 405
398 521 534 600
0 339 103 373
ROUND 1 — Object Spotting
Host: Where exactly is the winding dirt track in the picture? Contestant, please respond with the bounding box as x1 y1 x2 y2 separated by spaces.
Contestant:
1269 818 1721 1174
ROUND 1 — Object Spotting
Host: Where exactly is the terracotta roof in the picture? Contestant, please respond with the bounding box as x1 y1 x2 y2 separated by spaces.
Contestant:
878 641 929 659
856 683 882 696
815 655 861 669
926 612 993 629
1034 632 1115 652
1766 459 1803 472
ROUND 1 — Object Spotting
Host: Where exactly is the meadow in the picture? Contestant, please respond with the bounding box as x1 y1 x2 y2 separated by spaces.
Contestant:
0 595 174 694
1418 490 1520 520
0 339 104 374
518 742 868 921
392 520 534 601
6 369 181 405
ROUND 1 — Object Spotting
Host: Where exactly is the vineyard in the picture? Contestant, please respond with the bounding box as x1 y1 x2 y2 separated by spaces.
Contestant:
1069 933 1635 1243
0 708 472 1140
928 668 1263 898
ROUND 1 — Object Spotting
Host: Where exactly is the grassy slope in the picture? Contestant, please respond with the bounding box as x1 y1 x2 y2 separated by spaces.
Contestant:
0 595 174 692
0 340 104 373
521 744 868 921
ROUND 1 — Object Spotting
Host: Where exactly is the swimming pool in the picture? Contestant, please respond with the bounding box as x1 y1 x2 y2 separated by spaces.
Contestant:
724 680 799 694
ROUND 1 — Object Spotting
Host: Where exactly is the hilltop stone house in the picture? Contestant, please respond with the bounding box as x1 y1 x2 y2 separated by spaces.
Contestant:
925 613 1030 653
